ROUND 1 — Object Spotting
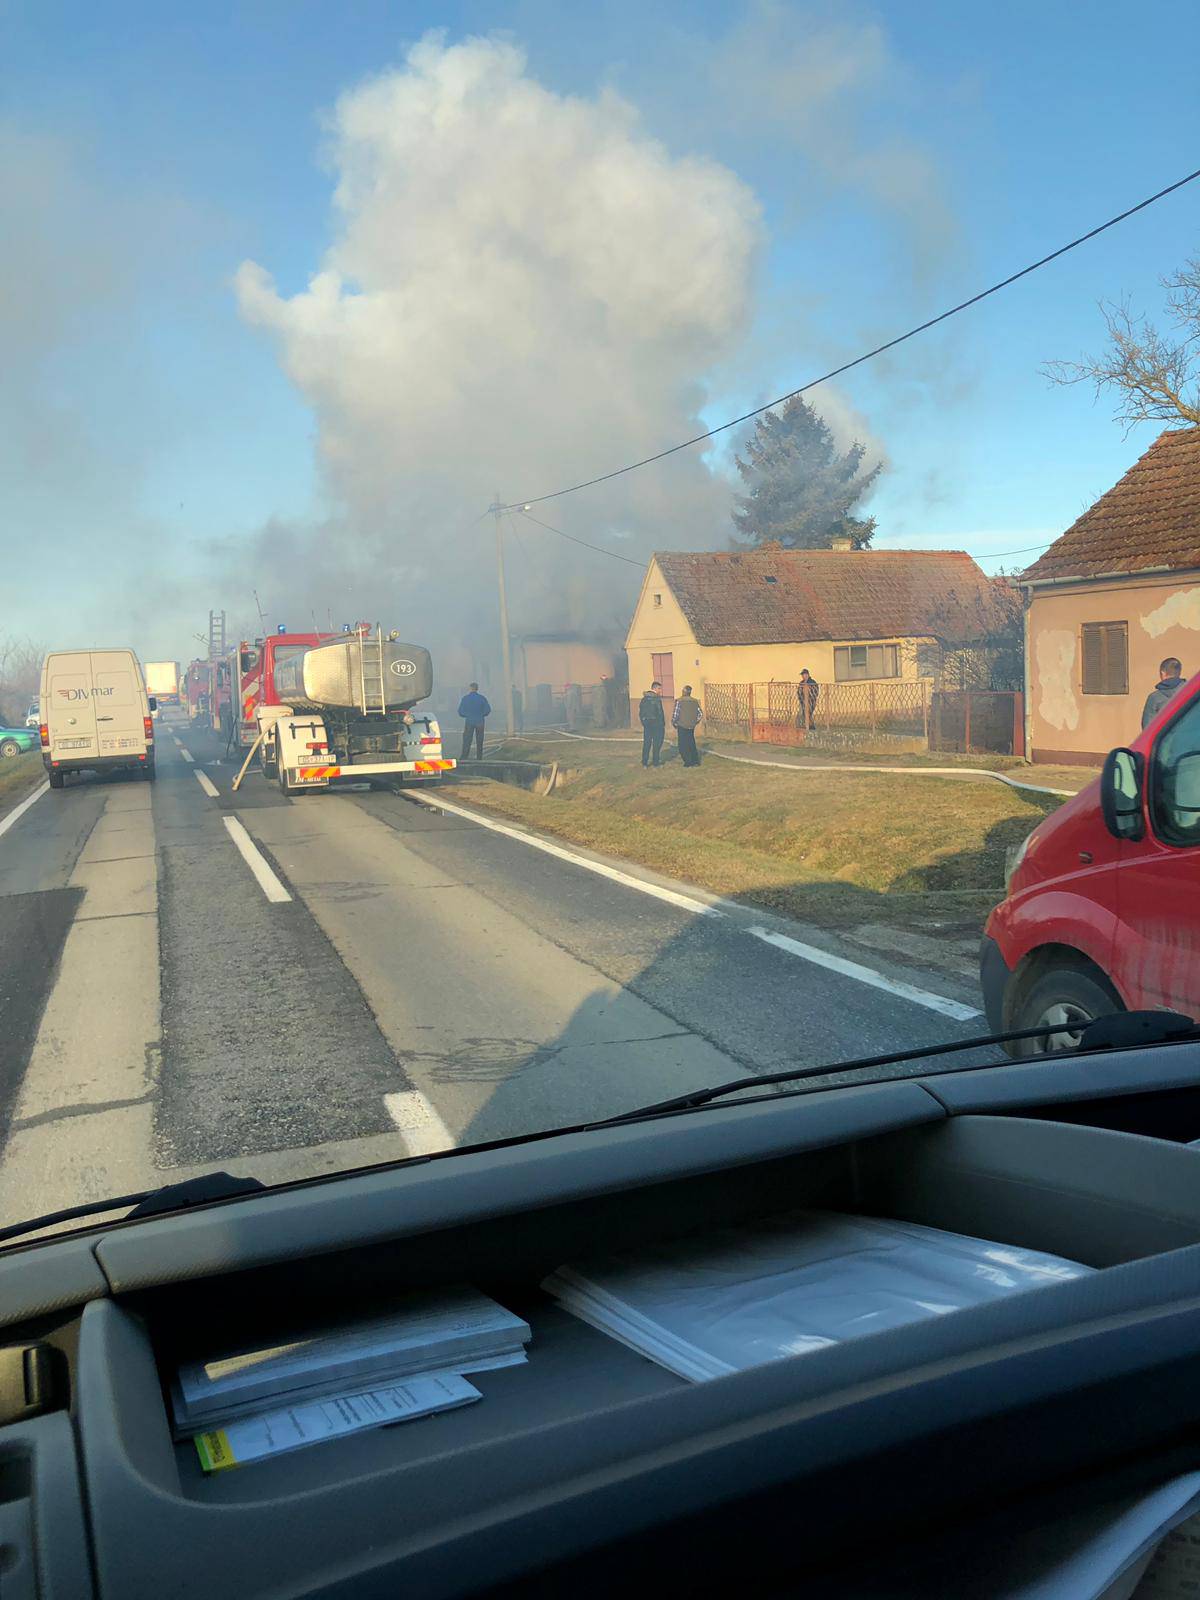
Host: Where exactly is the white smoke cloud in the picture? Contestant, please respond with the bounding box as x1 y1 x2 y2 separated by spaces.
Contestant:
233 33 763 675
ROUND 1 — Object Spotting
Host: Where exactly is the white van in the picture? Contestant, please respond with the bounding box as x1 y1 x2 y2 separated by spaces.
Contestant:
40 649 156 788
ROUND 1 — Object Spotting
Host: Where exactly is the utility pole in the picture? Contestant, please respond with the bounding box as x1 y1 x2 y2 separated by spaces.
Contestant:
491 493 516 736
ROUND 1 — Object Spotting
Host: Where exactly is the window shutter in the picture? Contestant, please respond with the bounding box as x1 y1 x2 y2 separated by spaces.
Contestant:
1104 624 1128 695
1081 622 1128 695
1082 626 1103 694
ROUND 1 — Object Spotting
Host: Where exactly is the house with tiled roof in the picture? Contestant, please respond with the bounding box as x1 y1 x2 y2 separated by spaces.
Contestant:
1023 427 1200 764
624 543 1005 713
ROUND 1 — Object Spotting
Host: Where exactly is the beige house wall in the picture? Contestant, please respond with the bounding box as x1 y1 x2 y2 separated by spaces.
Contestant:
1027 570 1200 762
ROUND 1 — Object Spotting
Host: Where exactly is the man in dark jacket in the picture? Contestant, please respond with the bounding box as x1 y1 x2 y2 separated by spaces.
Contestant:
458 683 491 759
797 668 819 729
672 686 703 767
638 681 666 767
1142 658 1186 729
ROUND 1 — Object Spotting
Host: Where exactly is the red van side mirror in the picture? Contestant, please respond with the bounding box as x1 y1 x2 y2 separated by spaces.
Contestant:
1100 747 1145 841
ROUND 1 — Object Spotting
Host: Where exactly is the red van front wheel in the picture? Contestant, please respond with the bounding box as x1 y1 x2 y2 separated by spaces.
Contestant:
1010 961 1122 1057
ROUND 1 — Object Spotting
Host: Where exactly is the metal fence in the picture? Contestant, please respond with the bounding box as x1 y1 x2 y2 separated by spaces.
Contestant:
703 680 1023 756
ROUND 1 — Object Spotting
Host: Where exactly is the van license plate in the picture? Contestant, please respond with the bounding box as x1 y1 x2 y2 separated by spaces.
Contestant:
57 738 89 749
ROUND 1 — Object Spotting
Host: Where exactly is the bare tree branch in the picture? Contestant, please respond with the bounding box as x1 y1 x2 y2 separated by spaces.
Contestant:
1042 258 1200 432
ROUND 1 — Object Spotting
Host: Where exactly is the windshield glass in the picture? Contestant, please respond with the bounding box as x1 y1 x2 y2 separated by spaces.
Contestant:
2 2 1199 1244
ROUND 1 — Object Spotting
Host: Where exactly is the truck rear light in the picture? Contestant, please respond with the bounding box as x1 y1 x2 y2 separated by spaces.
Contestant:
144 716 154 740
39 724 49 748
305 742 328 752
420 736 440 745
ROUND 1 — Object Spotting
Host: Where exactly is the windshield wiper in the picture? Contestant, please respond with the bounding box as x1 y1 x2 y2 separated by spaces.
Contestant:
0 1171 265 1248
589 1010 1200 1128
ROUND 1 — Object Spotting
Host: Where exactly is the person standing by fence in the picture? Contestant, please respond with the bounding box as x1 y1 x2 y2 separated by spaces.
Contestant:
797 668 819 730
672 686 703 767
639 681 666 767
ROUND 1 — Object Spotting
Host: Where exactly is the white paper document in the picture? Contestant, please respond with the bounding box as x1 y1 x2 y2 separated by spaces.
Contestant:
543 1209 1093 1382
175 1286 530 1431
194 1372 481 1472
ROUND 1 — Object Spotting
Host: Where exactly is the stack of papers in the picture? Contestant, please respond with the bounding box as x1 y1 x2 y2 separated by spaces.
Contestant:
542 1209 1092 1382
174 1286 531 1468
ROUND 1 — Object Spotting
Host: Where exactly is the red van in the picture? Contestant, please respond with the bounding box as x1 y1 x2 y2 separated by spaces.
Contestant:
981 670 1200 1053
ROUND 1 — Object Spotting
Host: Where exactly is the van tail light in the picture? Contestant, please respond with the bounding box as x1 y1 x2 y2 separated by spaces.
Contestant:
144 716 154 741
39 724 49 748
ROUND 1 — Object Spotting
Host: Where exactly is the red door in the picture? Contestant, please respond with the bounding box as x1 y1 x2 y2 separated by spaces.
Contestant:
651 653 674 702
1112 688 1200 1018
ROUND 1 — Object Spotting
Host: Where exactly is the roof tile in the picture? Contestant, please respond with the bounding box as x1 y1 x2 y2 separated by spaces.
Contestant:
1024 427 1200 582
653 548 1003 646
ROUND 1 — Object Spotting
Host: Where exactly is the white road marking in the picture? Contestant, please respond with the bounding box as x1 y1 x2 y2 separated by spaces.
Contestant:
194 768 219 798
405 788 720 917
222 815 292 903
407 787 981 1021
178 748 194 763
0 780 49 839
383 1089 456 1154
745 926 982 1021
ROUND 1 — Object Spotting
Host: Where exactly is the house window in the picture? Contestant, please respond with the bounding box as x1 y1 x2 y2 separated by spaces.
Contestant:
652 593 662 608
1081 622 1128 696
833 644 900 681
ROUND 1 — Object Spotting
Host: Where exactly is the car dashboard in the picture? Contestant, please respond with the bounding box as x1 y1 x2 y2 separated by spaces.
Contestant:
5 1043 1200 1598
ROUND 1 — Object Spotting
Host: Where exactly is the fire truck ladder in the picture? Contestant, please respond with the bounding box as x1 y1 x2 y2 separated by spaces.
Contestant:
358 625 388 716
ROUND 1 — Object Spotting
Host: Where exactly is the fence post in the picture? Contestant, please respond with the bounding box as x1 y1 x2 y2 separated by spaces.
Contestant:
922 681 929 747
1012 691 1025 758
869 681 877 734
964 693 973 754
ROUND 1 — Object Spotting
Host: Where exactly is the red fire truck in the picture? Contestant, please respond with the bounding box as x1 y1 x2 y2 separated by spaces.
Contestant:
222 630 331 748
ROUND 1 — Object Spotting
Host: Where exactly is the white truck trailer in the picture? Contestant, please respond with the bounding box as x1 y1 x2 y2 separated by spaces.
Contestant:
258 627 455 794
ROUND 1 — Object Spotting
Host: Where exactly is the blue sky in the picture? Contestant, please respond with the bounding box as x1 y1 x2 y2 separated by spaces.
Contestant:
3 0 1199 657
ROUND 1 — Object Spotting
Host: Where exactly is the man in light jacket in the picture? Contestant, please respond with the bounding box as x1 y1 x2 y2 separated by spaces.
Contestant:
458 683 491 760
672 686 703 767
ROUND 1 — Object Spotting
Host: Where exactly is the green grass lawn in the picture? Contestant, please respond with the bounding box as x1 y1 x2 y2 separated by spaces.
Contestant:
451 735 1065 934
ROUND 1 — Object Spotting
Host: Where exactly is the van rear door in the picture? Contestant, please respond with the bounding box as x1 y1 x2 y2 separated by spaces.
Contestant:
91 652 148 757
46 652 99 760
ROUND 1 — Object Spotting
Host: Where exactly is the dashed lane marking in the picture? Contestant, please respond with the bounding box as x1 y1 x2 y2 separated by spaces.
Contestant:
222 815 292 903
194 769 219 799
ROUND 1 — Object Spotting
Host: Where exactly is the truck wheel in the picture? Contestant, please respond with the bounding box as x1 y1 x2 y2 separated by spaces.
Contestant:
1010 961 1121 1057
143 759 157 783
47 768 65 789
277 757 291 796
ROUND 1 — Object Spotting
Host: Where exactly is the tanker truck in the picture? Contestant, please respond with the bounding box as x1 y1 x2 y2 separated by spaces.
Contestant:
257 626 455 794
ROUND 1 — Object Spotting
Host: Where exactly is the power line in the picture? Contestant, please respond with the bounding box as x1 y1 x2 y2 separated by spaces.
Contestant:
517 506 1052 567
503 165 1200 512
516 507 648 567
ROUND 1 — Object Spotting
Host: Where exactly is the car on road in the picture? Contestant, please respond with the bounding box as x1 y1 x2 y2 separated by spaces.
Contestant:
0 723 38 758
982 667 1200 1052
24 700 39 728
39 647 156 786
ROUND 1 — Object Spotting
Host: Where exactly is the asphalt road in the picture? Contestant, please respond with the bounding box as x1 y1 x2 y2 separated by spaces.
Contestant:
0 715 996 1233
